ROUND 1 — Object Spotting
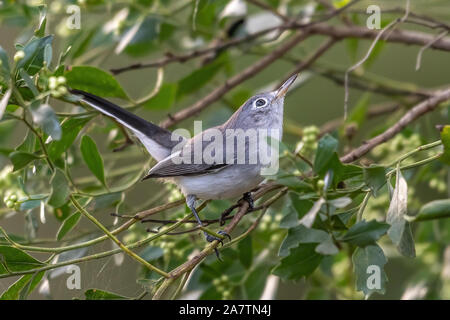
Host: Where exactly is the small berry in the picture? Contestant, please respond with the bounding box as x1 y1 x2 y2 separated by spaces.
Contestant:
6 200 14 208
57 76 66 85
14 50 25 62
317 179 325 189
9 194 17 202
51 90 61 98
58 86 68 95
216 285 225 292
48 77 57 90
271 233 281 242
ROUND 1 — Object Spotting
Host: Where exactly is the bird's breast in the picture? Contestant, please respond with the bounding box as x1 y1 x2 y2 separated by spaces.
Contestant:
174 165 264 200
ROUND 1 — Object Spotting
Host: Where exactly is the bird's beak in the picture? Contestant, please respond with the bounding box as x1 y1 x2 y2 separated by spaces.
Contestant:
274 74 298 100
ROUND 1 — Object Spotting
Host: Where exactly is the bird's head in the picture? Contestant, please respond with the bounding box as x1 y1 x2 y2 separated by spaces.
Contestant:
227 74 298 129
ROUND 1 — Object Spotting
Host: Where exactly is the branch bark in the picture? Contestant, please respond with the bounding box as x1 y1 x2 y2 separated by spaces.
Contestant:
306 23 450 51
340 88 450 163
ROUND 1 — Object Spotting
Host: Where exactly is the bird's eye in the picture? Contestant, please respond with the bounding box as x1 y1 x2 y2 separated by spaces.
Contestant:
254 98 267 108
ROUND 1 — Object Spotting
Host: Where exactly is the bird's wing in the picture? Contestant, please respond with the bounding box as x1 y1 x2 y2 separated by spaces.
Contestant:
143 153 229 179
70 89 185 161
143 128 232 179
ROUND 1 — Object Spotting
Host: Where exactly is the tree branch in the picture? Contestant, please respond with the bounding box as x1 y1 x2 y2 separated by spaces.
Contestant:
340 87 450 163
305 23 450 51
159 31 310 128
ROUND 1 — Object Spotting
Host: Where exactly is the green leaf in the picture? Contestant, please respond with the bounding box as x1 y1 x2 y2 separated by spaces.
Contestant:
340 219 389 247
16 36 53 75
314 134 338 174
415 199 450 221
272 243 323 280
363 165 386 196
84 289 128 300
18 270 45 300
345 38 359 63
243 265 270 299
121 17 161 57
142 83 177 110
279 206 298 229
0 246 45 275
138 246 164 261
238 236 252 268
278 225 328 257
348 93 370 127
315 235 339 255
34 6 47 37
299 197 325 228
439 125 450 165
17 130 36 154
47 168 70 208
364 40 386 69
57 212 81 240
332 0 351 8
328 197 352 209
80 135 107 188
0 45 11 76
47 115 93 161
19 69 39 96
66 66 128 99
43 44 52 69
176 54 228 100
289 193 314 220
9 151 40 171
352 244 388 298
0 271 44 300
20 199 42 211
386 169 415 257
30 103 62 141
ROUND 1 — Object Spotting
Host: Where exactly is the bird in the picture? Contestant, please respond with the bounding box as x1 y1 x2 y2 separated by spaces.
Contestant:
69 74 297 258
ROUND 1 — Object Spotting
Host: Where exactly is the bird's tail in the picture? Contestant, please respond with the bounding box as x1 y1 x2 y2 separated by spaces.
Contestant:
70 89 183 161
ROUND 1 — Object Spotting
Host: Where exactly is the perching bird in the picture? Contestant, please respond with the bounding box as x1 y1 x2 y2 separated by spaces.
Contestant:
70 74 297 258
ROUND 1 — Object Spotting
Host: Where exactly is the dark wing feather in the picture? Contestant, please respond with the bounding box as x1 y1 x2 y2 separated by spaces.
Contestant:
143 127 232 179
142 162 229 179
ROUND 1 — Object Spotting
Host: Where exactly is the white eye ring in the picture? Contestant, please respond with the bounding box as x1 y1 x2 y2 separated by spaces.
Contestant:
254 98 268 108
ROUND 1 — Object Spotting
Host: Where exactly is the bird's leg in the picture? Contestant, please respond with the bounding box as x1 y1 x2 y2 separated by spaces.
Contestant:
186 195 231 260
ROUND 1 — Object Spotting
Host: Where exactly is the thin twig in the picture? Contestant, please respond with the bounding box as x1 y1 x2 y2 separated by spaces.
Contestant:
343 0 410 119
416 30 449 71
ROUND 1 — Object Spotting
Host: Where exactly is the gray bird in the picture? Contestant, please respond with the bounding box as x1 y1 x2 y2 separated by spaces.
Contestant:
70 74 297 258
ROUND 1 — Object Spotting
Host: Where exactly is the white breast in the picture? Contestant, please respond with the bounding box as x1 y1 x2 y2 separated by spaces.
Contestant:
174 165 264 200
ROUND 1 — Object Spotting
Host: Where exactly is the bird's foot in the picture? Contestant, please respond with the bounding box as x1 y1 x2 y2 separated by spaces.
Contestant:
204 231 231 261
219 193 255 226
242 192 254 210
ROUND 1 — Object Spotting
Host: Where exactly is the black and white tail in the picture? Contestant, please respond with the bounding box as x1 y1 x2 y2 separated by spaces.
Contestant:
70 89 183 161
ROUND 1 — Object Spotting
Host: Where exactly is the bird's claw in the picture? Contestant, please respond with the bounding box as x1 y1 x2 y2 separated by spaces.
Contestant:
243 192 254 210
205 231 231 261
206 234 224 246
205 231 231 245
218 230 232 241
